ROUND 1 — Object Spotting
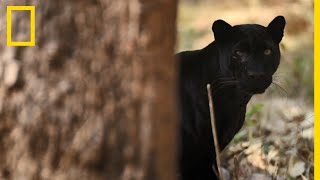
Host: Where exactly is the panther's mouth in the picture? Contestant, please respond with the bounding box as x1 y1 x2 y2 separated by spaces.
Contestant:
239 80 271 95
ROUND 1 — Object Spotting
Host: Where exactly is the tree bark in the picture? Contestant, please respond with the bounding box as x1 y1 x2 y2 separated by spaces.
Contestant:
0 0 177 179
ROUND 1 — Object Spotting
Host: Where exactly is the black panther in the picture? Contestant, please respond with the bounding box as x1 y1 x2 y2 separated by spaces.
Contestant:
177 16 286 180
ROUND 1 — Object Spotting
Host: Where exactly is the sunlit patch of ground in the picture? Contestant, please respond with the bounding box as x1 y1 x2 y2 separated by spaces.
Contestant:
221 98 313 179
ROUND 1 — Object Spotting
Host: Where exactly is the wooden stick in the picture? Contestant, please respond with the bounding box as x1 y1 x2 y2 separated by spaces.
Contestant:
207 84 224 180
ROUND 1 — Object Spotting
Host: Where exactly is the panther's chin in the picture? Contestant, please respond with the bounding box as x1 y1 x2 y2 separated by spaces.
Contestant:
240 86 267 95
252 88 266 94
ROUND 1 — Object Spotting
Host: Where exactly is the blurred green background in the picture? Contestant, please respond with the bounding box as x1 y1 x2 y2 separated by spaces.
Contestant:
177 0 314 179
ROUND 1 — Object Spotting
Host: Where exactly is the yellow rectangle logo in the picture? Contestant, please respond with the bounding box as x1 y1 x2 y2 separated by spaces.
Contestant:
7 6 36 46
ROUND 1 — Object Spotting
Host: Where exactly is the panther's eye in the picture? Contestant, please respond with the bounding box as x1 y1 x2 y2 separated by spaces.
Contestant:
264 49 272 55
233 50 242 59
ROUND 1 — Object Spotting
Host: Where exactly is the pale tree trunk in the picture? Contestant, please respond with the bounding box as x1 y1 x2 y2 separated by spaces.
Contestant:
0 0 177 179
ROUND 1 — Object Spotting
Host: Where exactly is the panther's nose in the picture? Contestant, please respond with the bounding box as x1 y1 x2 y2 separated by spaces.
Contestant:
247 71 266 80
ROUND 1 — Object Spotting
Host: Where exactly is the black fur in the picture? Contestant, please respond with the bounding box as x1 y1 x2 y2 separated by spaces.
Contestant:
177 16 286 180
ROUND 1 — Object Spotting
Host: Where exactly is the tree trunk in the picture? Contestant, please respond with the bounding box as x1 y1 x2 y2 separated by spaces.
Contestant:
0 0 177 179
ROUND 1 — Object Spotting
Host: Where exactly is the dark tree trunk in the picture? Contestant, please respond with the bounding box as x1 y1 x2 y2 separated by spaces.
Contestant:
0 0 177 179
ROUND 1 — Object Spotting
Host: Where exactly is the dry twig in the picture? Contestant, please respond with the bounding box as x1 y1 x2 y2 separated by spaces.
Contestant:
207 84 224 180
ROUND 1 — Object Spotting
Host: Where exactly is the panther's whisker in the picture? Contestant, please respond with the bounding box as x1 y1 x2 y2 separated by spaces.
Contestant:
211 80 238 89
271 82 288 97
211 80 238 86
273 71 289 75
201 80 238 96
266 83 277 94
273 75 285 79
211 81 239 95
211 77 237 85
269 83 281 94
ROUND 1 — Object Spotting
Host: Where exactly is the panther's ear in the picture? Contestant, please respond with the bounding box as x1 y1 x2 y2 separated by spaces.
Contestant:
267 16 286 43
212 19 233 41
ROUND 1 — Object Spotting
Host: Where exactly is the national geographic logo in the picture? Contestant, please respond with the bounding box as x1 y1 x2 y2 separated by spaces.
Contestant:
6 6 35 46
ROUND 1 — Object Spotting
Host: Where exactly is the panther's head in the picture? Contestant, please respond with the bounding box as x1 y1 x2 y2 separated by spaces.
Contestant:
212 16 286 95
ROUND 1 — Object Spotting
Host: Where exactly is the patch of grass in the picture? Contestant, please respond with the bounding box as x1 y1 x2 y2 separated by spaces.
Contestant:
246 103 263 120
292 56 314 101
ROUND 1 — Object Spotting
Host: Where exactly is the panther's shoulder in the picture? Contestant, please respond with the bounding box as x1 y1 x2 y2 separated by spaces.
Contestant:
176 50 202 73
176 50 201 61
176 43 220 86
